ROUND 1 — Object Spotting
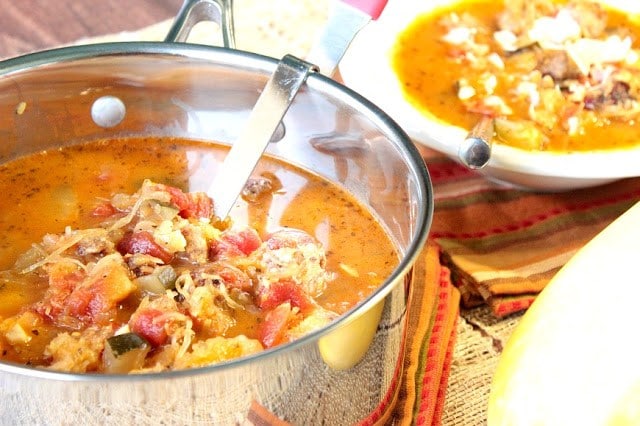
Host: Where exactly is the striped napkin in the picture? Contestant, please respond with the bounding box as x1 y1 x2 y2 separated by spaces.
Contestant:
388 241 459 425
423 148 640 317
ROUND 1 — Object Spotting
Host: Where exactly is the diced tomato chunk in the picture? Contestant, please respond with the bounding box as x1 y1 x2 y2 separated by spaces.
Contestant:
35 263 85 321
68 255 135 322
64 287 94 317
258 279 314 313
37 255 135 327
90 202 117 218
182 192 214 219
229 228 262 255
259 303 296 348
192 262 252 291
117 231 173 264
161 184 213 219
48 262 85 293
211 228 262 260
446 47 467 59
210 240 242 259
216 264 252 290
465 101 500 117
130 308 169 347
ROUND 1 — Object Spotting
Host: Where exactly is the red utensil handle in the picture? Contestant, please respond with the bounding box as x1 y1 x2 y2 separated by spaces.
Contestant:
342 0 388 20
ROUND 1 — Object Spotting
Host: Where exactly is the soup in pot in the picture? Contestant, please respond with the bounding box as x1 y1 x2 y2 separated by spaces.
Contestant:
0 137 398 373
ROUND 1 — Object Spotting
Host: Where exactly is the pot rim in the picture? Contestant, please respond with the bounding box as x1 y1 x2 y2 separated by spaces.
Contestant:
0 41 434 381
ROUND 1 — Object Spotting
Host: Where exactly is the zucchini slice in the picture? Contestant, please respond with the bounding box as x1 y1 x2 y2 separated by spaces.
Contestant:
103 332 150 373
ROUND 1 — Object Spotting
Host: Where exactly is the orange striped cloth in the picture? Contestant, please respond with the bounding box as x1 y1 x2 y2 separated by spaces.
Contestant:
423 148 640 317
387 241 459 425
248 241 460 425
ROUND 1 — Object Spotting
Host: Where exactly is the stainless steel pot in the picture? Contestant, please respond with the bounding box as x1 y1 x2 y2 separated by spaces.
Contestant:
0 1 433 424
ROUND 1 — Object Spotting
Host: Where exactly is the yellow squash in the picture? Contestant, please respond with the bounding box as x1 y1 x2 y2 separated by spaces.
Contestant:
488 201 640 425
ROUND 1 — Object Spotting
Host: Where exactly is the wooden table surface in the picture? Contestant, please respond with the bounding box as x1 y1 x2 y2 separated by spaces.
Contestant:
0 0 184 58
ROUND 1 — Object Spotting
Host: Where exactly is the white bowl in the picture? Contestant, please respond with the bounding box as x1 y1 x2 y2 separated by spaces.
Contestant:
340 0 640 191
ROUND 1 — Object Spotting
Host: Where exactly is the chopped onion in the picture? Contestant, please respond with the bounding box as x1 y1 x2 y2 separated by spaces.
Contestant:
134 265 178 294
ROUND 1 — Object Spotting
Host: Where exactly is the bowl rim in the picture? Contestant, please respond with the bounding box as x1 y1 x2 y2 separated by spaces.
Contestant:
339 0 640 187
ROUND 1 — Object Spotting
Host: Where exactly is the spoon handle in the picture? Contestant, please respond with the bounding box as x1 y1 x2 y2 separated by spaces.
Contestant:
307 0 389 77
207 56 318 218
458 115 494 170
208 0 390 217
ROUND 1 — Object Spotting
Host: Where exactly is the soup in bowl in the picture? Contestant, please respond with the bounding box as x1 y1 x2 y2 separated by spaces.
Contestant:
340 0 640 190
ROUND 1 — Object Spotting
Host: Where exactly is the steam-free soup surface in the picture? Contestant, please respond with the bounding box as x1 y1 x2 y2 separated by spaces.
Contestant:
0 137 398 373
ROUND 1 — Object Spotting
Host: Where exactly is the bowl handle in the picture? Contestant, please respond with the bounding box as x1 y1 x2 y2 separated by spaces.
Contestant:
163 0 236 48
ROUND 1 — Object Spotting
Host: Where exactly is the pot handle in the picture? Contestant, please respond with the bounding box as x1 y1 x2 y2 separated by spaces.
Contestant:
164 0 236 48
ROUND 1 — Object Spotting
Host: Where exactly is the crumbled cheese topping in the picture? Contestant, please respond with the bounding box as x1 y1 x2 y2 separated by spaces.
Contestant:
494 30 518 52
528 9 582 48
567 35 633 75
443 26 475 45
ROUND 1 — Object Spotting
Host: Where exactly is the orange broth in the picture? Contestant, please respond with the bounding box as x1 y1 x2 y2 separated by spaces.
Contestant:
0 137 398 369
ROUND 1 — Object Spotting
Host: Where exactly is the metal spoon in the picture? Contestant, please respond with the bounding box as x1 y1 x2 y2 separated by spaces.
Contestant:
206 0 388 218
206 55 318 218
458 115 494 170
